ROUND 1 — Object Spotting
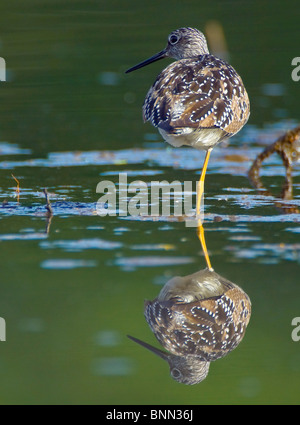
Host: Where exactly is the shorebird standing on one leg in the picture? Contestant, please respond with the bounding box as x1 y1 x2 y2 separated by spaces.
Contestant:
126 27 250 269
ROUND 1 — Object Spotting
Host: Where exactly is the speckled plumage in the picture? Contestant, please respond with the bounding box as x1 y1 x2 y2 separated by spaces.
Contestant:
128 268 251 385
126 27 250 150
143 54 249 150
144 269 251 362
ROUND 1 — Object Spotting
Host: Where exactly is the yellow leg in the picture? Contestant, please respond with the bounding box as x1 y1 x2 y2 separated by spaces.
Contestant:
196 148 213 271
196 148 212 218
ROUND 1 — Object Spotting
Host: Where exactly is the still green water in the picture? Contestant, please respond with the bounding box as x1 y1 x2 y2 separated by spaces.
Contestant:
0 0 299 405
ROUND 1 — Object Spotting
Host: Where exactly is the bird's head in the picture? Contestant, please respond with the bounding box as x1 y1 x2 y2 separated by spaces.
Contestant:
125 27 209 74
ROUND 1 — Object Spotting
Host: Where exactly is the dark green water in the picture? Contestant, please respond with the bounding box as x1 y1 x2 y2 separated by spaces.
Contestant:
0 0 299 405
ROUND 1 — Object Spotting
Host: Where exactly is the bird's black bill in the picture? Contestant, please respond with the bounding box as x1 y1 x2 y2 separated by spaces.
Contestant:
125 50 167 73
127 335 169 361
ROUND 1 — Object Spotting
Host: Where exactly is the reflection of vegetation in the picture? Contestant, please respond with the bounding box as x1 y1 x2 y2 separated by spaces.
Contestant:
129 266 251 385
248 125 300 213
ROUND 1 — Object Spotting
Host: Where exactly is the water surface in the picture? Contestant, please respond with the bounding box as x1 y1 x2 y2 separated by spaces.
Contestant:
0 0 299 405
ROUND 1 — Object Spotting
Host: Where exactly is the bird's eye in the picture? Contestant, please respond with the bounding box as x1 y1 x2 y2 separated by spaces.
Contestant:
171 368 182 379
169 34 179 45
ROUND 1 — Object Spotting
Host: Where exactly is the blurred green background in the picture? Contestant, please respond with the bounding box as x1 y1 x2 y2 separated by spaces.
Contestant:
0 0 299 405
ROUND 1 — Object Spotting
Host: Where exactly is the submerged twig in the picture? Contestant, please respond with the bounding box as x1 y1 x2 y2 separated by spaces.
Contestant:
248 125 300 213
249 125 300 184
43 188 53 216
43 188 53 234
11 174 20 203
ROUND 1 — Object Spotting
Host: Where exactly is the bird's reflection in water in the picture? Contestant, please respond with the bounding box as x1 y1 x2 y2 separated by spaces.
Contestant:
128 221 251 385
248 125 300 213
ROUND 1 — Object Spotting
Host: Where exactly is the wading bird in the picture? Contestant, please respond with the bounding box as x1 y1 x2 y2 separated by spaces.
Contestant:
126 27 250 221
